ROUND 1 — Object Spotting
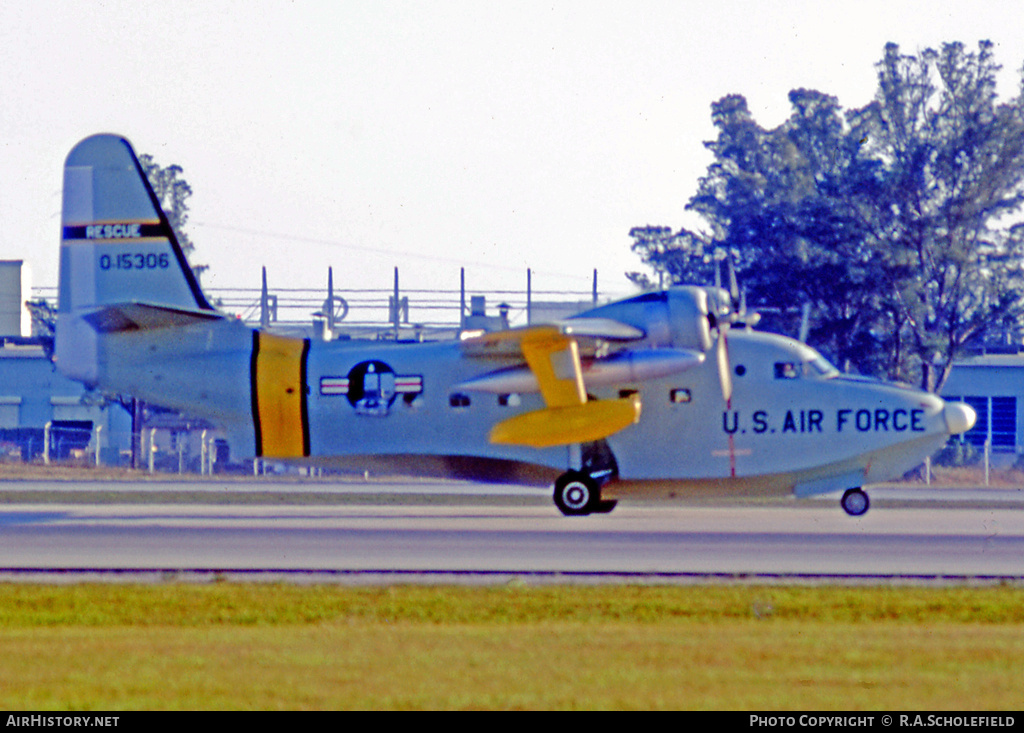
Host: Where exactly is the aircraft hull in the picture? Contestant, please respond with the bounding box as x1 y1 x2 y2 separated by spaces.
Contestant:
603 431 951 501
90 320 961 500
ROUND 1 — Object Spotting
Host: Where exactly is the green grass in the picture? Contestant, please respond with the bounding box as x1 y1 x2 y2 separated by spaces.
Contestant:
1 583 1023 709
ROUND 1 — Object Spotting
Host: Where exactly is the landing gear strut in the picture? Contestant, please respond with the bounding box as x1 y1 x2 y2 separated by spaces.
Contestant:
840 487 870 517
553 470 617 516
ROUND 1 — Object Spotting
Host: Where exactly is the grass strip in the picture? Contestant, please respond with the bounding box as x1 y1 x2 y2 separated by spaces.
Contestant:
1 583 1022 709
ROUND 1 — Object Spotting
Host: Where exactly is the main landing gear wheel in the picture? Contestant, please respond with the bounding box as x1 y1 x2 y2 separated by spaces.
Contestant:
553 470 601 516
840 488 870 517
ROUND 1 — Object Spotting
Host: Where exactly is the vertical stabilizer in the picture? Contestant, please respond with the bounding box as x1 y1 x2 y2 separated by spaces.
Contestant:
56 134 214 383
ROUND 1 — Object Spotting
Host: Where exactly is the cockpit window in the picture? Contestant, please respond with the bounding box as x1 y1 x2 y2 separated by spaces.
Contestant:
806 355 839 378
774 362 799 380
775 356 839 380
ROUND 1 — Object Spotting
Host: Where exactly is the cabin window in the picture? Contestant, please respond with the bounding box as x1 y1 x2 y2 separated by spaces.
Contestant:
670 388 692 404
497 393 521 407
449 393 471 408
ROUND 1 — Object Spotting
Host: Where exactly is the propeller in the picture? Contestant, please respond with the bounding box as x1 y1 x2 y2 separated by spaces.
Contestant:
708 250 761 404
727 255 740 307
710 250 735 406
716 327 733 406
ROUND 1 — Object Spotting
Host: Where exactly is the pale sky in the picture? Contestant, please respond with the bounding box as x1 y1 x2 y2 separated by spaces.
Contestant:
2 0 1024 302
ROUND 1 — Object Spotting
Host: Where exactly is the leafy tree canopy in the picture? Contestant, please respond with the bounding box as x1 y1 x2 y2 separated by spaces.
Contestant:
630 41 1024 391
138 153 207 282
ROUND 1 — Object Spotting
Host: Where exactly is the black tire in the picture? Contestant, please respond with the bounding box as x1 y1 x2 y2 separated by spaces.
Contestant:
840 488 870 517
593 499 618 514
553 470 599 516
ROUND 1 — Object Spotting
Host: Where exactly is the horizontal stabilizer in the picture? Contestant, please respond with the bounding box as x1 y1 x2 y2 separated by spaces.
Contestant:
81 302 226 333
489 395 641 448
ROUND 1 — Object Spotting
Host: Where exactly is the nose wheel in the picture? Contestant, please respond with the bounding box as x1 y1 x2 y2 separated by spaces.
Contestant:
840 487 870 517
553 470 616 516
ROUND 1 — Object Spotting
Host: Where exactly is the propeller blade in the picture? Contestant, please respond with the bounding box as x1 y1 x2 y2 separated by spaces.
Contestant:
727 256 739 305
713 259 722 315
717 330 733 406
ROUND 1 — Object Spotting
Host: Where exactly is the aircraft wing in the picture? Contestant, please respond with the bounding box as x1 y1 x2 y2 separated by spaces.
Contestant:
463 323 643 448
460 317 645 359
80 301 228 333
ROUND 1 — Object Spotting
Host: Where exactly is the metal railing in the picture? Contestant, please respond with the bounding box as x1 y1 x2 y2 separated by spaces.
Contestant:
32 266 619 340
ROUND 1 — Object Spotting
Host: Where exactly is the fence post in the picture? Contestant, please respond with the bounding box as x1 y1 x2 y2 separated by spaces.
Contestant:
148 427 157 474
43 422 51 465
985 439 991 487
526 268 532 325
460 268 466 330
94 424 103 467
393 267 400 340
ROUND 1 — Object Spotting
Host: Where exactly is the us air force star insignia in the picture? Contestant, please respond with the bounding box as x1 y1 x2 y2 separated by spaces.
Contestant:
320 360 423 417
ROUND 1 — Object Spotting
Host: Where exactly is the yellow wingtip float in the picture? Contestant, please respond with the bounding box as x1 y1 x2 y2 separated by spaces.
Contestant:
489 395 642 448
484 326 642 448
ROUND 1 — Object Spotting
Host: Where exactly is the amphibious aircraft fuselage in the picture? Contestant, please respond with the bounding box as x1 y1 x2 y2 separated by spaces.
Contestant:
54 134 976 516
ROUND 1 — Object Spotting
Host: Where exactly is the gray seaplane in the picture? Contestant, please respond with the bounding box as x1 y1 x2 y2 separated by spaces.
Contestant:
54 134 976 515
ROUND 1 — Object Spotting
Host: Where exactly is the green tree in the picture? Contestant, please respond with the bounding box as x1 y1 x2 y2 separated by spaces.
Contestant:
632 41 1024 391
138 154 208 283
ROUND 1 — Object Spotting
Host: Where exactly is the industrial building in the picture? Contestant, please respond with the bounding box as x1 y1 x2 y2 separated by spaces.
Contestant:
941 354 1023 463
0 260 132 463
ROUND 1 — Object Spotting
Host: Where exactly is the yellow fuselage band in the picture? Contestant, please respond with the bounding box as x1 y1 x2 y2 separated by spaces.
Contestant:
251 331 310 458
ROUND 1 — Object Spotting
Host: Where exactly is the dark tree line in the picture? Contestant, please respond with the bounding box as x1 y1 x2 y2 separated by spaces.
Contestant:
630 42 1024 392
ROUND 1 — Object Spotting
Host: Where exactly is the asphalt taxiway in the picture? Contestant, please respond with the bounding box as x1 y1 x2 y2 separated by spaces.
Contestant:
1 479 1023 583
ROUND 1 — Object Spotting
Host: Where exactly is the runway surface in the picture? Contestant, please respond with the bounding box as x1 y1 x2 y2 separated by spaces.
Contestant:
2 479 1023 582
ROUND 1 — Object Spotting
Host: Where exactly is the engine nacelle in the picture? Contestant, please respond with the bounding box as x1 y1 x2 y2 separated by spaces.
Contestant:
577 287 714 352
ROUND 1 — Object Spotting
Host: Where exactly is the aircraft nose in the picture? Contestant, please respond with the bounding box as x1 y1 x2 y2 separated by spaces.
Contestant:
943 401 977 435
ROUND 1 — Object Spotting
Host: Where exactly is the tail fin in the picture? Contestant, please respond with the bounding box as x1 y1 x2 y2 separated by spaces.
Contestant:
56 134 216 383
